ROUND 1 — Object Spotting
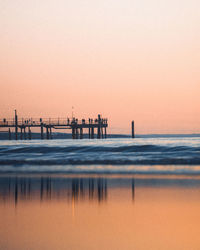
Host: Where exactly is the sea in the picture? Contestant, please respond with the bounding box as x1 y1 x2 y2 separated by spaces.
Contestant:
0 135 199 174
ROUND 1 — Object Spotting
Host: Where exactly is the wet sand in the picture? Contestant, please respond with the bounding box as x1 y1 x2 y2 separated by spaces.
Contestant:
0 174 200 250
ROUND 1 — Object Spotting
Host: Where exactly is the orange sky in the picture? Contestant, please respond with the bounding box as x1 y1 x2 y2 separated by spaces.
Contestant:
0 0 199 134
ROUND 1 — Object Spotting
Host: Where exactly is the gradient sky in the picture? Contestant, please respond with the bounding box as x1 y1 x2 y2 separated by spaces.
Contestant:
0 0 199 133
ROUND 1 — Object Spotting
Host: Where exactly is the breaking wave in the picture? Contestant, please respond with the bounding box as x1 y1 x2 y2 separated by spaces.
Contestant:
0 137 199 173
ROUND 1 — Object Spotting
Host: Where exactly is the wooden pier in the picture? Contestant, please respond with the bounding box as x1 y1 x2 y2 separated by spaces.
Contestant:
0 110 108 140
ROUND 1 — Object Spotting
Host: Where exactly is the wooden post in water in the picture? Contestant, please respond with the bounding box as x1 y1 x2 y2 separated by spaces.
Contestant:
97 114 101 139
24 127 26 140
41 125 44 139
50 127 52 139
101 127 104 139
131 121 135 138
88 119 91 139
76 128 79 139
14 110 18 140
8 128 11 140
28 127 31 140
72 127 75 139
46 127 49 139
80 128 83 139
20 127 23 140
91 127 94 139
40 119 44 139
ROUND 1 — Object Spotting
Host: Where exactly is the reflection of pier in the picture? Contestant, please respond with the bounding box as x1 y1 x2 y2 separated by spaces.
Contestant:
2 175 200 206
132 179 135 201
71 178 107 202
0 176 110 205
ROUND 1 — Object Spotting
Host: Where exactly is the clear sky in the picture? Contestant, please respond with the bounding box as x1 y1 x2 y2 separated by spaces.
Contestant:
0 0 199 134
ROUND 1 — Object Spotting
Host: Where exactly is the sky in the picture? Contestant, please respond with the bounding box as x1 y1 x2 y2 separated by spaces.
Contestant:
0 0 199 134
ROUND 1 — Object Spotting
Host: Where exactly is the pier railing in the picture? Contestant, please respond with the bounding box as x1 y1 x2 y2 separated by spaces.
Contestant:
0 118 108 127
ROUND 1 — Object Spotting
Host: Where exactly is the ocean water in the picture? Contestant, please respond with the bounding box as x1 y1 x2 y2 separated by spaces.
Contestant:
0 136 199 174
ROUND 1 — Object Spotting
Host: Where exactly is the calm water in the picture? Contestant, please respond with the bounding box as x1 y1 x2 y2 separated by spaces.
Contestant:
0 136 200 249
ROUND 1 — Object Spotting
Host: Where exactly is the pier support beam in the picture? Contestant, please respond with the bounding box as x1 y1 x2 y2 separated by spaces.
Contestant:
97 126 101 138
91 127 94 139
72 127 75 139
46 127 49 140
131 121 135 138
41 123 44 140
8 128 11 140
76 128 79 139
14 110 18 140
20 127 23 140
80 128 83 139
28 127 31 140
101 127 104 139
97 114 101 139
24 127 26 140
50 127 52 139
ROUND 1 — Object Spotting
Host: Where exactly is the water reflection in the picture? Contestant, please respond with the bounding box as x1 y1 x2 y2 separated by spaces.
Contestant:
132 179 135 201
1 175 200 206
0 176 111 205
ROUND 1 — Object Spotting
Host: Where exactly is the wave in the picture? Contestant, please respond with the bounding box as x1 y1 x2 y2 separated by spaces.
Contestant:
1 164 200 175
0 140 200 172
0 144 200 154
0 158 200 166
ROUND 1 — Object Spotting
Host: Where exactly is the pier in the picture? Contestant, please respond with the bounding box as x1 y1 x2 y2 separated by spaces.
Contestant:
0 110 108 140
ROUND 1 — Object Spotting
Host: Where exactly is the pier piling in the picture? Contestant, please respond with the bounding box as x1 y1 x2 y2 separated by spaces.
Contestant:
41 124 44 140
97 114 101 139
20 127 23 140
80 128 83 139
101 127 104 139
72 127 75 139
46 127 49 140
88 127 91 139
8 128 11 140
76 128 79 139
40 119 44 139
15 110 18 140
24 127 26 140
28 127 31 140
132 121 135 138
50 127 52 139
